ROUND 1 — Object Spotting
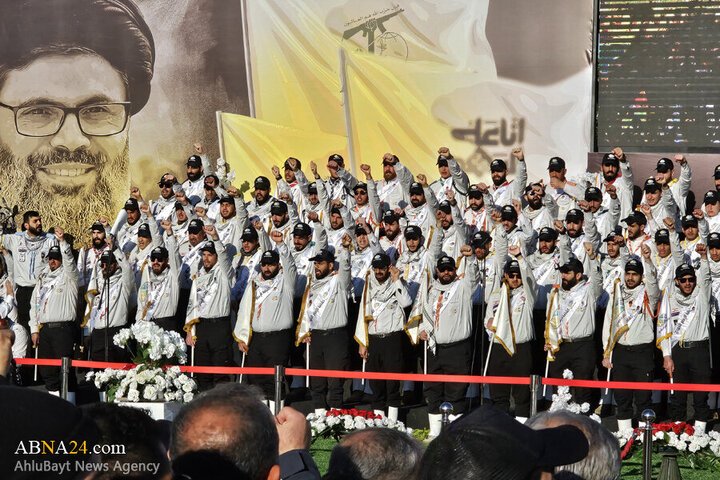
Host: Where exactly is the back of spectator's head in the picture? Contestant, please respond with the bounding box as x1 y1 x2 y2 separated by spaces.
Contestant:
525 411 621 480
0 386 99 479
325 428 423 480
420 405 588 480
170 384 279 480
172 450 251 480
82 402 171 479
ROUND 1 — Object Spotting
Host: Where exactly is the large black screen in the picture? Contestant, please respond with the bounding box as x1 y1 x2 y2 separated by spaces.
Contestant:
596 1 720 152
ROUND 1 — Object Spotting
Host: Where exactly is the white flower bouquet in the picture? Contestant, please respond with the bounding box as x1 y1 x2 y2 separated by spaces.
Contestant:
86 322 196 403
306 408 414 441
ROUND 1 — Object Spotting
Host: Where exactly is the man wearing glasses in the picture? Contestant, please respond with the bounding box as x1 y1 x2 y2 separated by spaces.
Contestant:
0 0 154 241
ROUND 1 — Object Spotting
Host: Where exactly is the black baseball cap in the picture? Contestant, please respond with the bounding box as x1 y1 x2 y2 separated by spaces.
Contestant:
438 201 452 215
436 155 449 167
186 155 202 167
409 182 424 196
90 221 105 232
293 222 312 237
602 152 620 166
625 258 643 274
644 177 661 192
100 250 116 265
655 228 670 245
381 154 398 166
219 196 234 205
585 187 602 202
254 176 271 190
490 159 507 172
404 225 422 240
467 184 482 199
548 157 565 172
150 246 168 261
436 255 456 270
705 191 720 205
284 158 301 170
622 211 647 226
330 206 342 216
201 241 217 255
681 214 698 229
675 263 695 279
174 202 185 211
656 157 673 172
501 205 517 221
328 153 344 166
538 227 558 242
124 198 139 212
188 219 204 234
708 232 720 248
565 208 584 223
308 183 318 194
353 182 368 193
260 250 279 265
558 257 583 274
714 165 720 180
371 253 391 268
137 223 151 238
421 405 589 480
382 210 400 224
310 248 335 263
47 245 62 261
270 200 288 216
471 231 491 248
241 227 258 242
504 259 521 275
355 224 368 236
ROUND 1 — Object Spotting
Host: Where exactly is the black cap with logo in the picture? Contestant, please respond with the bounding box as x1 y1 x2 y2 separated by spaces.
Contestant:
547 157 565 172
254 176 271 190
490 159 507 172
188 219 204 234
436 255 456 270
241 227 258 242
271 201 288 216
565 208 584 223
655 228 670 245
371 253 391 269
293 222 312 237
310 248 335 263
150 246 168 261
625 258 643 274
260 250 280 265
124 198 139 212
656 157 673 172
186 155 202 167
538 227 558 242
137 223 151 238
675 263 695 279
558 258 583 274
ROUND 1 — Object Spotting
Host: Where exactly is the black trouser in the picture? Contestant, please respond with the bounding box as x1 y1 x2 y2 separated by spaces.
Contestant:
425 338 471 414
548 337 596 406
532 309 548 375
309 328 349 409
90 327 128 363
289 297 306 373
245 329 292 399
612 343 654 420
152 316 180 335
347 299 363 374
16 286 34 363
670 341 711 422
176 289 190 327
38 322 77 392
367 331 404 410
471 303 490 376
195 317 233 391
488 341 532 417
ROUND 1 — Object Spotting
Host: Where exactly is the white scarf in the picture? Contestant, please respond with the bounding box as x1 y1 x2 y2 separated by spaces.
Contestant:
377 178 400 201
35 268 63 318
490 283 523 356
421 278 463 354
657 287 700 350
88 274 123 331
139 269 172 321
234 273 283 345
602 280 647 355
296 274 339 344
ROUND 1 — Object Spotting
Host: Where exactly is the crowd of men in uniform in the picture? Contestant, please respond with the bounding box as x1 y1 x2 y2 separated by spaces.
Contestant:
4 143 720 438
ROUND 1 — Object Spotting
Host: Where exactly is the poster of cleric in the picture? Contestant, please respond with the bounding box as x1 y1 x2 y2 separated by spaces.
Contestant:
0 0 249 244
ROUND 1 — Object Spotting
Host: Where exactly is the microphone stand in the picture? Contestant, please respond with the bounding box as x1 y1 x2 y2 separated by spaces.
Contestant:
469 252 487 408
104 274 110 363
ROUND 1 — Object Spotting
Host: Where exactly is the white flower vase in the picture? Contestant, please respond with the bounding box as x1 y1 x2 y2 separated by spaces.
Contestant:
118 400 182 421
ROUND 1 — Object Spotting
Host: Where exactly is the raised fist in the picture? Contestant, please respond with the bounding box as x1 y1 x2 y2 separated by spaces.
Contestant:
511 147 524 161
696 243 708 258
130 186 141 200
606 184 617 199
341 233 352 248
553 220 566 234
306 212 319 223
55 227 65 242
692 208 704 220
271 165 281 179
416 174 428 188
662 217 675 229
437 146 451 157
476 183 489 194
674 154 687 166
611 147 624 160
270 230 284 244
203 224 217 239
460 245 473 257
508 245 521 257
641 243 651 259
160 220 172 233
226 186 240 198
193 143 203 155
252 220 264 231
583 242 594 257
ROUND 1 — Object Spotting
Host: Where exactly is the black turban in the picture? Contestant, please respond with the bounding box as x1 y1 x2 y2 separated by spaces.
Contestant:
0 0 155 115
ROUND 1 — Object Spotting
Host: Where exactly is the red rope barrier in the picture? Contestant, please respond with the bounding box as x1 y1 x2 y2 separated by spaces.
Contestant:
14 357 720 392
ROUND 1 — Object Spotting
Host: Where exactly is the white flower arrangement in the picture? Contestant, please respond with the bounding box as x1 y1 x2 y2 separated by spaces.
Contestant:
86 322 196 404
306 408 414 441
548 369 601 423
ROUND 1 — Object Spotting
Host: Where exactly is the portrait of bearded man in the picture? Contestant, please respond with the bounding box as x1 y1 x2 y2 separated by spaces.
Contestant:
0 0 154 244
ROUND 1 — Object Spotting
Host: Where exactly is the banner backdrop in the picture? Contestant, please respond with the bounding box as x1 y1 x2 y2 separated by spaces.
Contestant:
228 0 594 187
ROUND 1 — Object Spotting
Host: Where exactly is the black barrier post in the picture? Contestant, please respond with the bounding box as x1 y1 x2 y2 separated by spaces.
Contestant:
642 409 655 480
274 365 284 415
440 402 453 433
530 375 541 417
60 357 71 401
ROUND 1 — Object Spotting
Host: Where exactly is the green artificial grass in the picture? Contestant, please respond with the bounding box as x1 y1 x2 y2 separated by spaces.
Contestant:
619 450 718 480
310 437 720 479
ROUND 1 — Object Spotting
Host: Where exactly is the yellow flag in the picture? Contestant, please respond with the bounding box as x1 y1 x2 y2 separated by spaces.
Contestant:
218 113 348 189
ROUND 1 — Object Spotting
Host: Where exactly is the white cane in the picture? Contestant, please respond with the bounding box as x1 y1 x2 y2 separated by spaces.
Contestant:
238 352 246 383
305 342 310 388
190 325 196 378
361 358 367 388
604 353 613 396
482 334 495 377
423 340 428 375
670 377 674 395
542 358 550 397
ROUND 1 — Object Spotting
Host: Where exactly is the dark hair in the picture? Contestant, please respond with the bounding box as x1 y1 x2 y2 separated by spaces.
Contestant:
81 402 171 479
326 428 423 480
170 384 278 480
22 210 40 225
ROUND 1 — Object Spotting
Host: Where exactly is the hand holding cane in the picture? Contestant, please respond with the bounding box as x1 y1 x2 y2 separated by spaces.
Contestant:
190 325 196 378
305 340 310 388
239 352 246 383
